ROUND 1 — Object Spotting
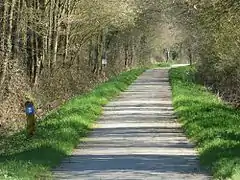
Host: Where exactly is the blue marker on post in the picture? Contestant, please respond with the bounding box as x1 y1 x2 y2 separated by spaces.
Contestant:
25 104 35 115
24 101 36 136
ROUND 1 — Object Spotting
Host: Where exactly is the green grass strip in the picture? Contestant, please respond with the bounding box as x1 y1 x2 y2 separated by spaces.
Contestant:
0 68 145 180
156 61 172 67
150 61 172 68
170 66 240 180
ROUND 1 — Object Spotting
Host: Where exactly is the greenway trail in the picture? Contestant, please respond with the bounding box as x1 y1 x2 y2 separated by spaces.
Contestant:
54 69 210 180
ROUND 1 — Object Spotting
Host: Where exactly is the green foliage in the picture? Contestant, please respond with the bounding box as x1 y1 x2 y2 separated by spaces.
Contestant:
151 61 172 68
157 61 172 67
0 68 145 180
170 66 240 179
171 0 240 106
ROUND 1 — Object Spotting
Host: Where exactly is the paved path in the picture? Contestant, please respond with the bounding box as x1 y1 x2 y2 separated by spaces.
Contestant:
53 69 210 180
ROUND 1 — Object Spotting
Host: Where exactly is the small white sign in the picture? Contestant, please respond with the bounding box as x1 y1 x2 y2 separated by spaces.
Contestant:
102 59 107 65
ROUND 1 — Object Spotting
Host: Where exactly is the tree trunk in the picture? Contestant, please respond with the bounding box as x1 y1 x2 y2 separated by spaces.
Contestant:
98 32 103 75
63 0 71 65
47 0 53 71
188 48 193 65
124 41 129 68
92 36 99 74
52 0 60 67
88 39 93 67
0 0 16 88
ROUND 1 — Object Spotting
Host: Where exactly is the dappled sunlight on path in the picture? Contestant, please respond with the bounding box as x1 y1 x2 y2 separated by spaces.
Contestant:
53 69 210 180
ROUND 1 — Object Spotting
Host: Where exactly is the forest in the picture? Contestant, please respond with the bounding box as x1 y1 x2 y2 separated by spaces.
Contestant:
0 0 240 134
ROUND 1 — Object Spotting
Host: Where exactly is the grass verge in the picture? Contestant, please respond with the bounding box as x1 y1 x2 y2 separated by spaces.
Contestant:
170 66 240 180
155 61 172 68
0 68 145 180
